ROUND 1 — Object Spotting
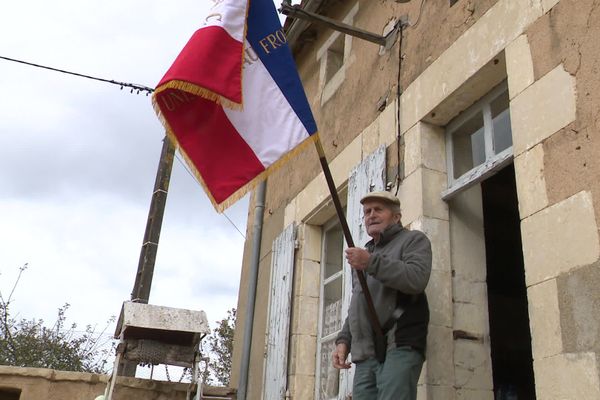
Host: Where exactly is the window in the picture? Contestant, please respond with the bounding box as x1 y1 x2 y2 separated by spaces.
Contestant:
443 81 513 199
316 2 358 105
310 145 385 399
325 34 345 83
315 218 345 400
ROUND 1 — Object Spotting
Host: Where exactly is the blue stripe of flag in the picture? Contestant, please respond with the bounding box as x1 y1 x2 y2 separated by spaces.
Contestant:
246 0 318 135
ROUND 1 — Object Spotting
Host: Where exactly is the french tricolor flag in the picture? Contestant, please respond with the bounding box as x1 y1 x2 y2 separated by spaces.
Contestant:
153 0 317 211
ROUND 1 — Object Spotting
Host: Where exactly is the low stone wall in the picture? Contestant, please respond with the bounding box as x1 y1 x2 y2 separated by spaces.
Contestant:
0 366 236 400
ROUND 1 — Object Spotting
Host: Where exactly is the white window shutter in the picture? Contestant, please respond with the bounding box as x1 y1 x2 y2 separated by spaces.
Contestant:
339 145 386 399
263 223 296 400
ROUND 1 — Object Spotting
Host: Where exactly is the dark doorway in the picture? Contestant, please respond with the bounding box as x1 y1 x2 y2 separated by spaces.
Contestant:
0 388 21 400
481 165 536 399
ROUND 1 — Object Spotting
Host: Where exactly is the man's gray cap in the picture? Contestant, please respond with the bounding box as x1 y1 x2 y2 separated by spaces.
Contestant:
360 191 401 206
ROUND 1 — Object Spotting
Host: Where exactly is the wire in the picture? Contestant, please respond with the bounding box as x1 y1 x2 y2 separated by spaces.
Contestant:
394 23 404 197
173 152 246 239
222 209 247 239
0 55 154 95
0 55 247 237
410 0 427 28
391 0 424 197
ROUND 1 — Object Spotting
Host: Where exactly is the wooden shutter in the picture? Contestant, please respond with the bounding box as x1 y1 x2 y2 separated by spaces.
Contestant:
263 223 296 400
339 145 386 398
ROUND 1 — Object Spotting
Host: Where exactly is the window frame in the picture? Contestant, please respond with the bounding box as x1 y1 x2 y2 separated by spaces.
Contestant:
442 81 513 200
315 2 358 106
314 217 346 400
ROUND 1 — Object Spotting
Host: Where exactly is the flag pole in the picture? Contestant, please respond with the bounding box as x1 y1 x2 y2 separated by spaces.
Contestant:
313 137 384 339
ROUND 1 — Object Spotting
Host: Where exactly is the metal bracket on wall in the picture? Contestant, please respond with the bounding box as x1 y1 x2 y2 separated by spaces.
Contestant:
280 1 408 48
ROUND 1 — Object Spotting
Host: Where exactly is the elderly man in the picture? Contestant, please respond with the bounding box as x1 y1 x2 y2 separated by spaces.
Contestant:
332 190 432 400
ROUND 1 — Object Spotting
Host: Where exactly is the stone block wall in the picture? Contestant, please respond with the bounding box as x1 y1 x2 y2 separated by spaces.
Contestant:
232 0 600 398
0 366 236 400
510 0 600 397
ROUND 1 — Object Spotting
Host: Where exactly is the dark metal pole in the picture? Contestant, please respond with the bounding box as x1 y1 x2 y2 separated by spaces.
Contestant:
313 138 383 338
280 2 399 47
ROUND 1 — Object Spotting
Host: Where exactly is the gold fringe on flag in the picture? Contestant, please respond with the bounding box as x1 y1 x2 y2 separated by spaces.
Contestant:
152 90 319 212
213 132 319 212
153 80 243 111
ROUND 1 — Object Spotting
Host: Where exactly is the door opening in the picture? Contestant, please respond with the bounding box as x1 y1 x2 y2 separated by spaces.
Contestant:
0 388 21 400
481 165 536 399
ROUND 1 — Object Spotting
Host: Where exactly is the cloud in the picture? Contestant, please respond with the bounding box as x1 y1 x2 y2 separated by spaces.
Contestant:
0 186 247 327
0 0 252 359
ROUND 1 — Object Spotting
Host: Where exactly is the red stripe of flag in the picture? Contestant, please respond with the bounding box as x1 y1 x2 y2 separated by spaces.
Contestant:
159 90 264 204
158 26 243 104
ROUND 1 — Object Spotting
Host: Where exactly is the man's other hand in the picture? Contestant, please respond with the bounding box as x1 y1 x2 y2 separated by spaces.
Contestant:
332 343 352 369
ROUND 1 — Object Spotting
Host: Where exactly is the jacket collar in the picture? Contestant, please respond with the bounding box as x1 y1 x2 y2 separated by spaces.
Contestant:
366 223 404 248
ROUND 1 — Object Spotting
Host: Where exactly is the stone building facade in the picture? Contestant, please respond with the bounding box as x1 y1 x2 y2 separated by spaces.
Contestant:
231 0 600 399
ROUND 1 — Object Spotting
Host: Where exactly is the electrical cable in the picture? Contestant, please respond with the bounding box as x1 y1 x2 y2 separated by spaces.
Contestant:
394 22 404 197
173 152 246 239
0 55 247 237
391 0 426 195
0 55 154 95
410 0 427 28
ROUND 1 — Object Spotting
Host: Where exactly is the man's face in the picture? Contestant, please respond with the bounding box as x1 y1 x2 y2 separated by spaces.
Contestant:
362 200 400 241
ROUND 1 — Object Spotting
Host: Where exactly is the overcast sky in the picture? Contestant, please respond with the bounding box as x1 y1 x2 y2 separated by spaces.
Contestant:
0 0 282 375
